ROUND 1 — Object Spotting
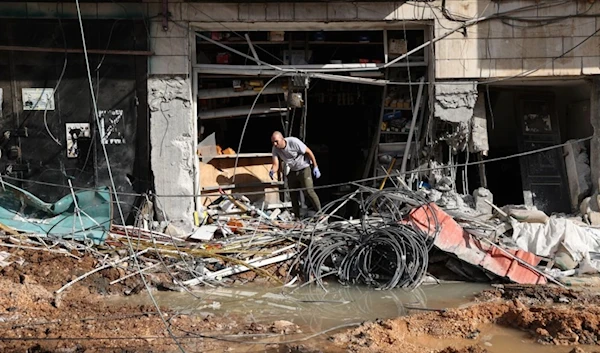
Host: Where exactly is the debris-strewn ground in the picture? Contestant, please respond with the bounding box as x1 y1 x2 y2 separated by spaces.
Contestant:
0 247 264 353
330 285 600 353
3 246 600 353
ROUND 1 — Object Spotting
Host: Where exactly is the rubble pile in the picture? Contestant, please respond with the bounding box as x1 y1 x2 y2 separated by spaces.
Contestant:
0 172 599 295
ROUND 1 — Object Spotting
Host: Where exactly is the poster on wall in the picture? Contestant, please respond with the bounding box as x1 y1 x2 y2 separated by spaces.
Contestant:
66 123 91 158
22 88 55 111
99 110 125 145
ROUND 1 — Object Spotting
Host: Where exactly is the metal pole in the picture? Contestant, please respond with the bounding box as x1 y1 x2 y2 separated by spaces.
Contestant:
400 77 425 175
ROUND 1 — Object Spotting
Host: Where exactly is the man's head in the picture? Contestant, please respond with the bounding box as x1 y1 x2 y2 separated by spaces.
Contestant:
271 131 286 149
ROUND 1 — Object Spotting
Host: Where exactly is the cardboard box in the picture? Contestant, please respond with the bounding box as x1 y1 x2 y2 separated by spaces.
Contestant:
389 39 407 55
268 31 285 42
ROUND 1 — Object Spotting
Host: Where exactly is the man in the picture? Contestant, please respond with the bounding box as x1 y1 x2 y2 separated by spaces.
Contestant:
270 131 321 219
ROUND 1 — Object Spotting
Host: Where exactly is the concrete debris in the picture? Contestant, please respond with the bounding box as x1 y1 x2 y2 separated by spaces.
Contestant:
473 188 493 214
564 140 592 212
423 180 479 215
580 196 600 226
270 320 300 334
434 82 479 153
0 176 598 296
507 208 549 224
470 91 489 154
164 223 189 238
434 82 478 122
0 251 23 267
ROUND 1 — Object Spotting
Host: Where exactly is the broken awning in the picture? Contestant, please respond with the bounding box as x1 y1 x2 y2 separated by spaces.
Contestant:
0 181 112 244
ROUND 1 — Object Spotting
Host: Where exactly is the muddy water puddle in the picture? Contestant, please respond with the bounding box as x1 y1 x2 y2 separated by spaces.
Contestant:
111 283 596 352
132 282 489 327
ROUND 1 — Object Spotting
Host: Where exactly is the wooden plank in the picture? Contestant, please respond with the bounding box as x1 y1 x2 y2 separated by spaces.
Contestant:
199 156 281 206
211 153 272 159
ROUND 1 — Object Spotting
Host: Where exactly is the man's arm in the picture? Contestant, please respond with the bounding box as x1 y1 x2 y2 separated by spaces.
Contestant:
305 147 318 168
270 155 279 180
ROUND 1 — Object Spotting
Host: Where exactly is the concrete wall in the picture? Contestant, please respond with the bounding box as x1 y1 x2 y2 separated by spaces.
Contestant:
0 19 147 222
435 0 600 79
182 2 434 23
148 76 195 231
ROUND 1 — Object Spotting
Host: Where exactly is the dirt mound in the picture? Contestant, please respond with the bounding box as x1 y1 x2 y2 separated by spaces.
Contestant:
437 347 488 353
332 297 600 352
476 284 600 306
500 300 600 345
0 277 230 352
0 248 139 295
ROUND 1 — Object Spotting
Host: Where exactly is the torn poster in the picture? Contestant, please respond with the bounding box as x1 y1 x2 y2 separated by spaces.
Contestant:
0 181 112 244
99 109 125 145
22 88 55 111
66 123 91 158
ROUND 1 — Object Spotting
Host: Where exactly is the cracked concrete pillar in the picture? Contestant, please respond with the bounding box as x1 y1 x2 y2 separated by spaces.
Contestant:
148 76 195 232
434 81 478 153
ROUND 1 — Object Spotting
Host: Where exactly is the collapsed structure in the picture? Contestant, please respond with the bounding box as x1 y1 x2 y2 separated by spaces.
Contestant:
0 0 600 289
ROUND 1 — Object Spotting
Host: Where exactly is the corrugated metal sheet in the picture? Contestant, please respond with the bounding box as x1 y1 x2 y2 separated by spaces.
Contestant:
410 203 548 285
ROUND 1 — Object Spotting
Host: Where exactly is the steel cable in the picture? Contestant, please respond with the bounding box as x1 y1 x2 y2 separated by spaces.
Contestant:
300 188 440 290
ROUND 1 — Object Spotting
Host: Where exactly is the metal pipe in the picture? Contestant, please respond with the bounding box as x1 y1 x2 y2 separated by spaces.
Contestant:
0 45 153 56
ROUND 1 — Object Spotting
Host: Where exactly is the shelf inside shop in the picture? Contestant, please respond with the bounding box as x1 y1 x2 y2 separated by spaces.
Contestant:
198 86 285 99
198 41 290 45
308 41 384 45
195 61 426 72
198 41 386 46
198 103 288 120
380 131 410 135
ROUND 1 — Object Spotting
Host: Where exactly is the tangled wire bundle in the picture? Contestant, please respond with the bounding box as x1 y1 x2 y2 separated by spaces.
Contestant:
300 188 440 290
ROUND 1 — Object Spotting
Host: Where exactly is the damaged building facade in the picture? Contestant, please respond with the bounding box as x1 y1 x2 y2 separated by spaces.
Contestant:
1 0 600 231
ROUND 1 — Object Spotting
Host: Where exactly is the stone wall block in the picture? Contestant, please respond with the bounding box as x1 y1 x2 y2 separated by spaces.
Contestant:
266 3 294 21
327 2 357 20
182 3 238 22
239 3 267 21
293 3 327 21
149 56 189 75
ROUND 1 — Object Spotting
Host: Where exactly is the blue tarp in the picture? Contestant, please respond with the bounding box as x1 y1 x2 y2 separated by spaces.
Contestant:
0 181 112 244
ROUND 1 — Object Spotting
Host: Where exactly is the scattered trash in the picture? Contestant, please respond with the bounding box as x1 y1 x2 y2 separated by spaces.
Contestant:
0 173 599 295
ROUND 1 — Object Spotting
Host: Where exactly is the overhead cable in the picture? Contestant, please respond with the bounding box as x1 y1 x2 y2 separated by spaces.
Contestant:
73 1 186 352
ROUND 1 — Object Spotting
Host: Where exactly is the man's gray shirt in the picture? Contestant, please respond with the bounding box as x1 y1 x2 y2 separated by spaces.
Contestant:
272 137 310 172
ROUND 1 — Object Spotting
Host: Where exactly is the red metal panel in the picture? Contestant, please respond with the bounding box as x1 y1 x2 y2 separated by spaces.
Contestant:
410 203 547 285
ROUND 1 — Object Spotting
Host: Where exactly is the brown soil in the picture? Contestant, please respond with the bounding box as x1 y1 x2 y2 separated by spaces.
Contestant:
437 347 488 353
4 247 600 353
0 247 279 352
0 274 247 353
476 284 600 306
331 288 600 353
0 248 156 295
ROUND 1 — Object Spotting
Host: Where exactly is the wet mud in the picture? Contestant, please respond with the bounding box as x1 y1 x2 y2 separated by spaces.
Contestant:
2 246 600 353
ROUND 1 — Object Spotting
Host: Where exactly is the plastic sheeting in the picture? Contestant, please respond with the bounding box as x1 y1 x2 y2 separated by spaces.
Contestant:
0 181 112 244
511 217 600 272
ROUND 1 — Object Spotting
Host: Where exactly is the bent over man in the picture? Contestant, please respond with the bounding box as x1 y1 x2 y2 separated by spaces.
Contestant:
270 131 322 219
